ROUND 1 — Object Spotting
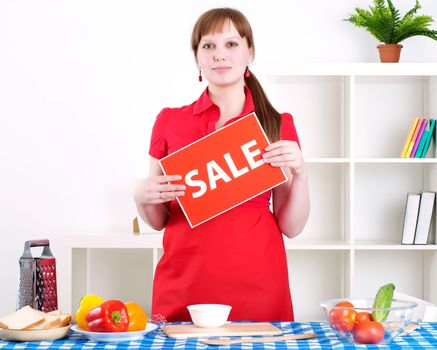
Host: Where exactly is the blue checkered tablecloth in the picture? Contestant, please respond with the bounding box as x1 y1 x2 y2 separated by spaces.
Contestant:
0 322 436 349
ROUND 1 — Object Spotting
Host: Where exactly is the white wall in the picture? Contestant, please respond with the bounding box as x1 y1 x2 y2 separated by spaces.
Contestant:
1 0 436 317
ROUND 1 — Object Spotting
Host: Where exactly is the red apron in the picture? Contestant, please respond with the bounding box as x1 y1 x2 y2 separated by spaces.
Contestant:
151 195 294 322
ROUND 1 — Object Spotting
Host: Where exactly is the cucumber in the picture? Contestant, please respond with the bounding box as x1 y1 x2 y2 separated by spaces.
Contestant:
372 283 395 322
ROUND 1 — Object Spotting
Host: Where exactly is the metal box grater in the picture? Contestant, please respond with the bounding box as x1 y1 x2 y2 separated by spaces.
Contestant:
18 239 58 311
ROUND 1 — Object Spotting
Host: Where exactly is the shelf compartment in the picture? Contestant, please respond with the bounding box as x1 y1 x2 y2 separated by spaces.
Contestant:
260 75 348 158
299 163 350 243
354 76 433 158
354 250 425 301
354 163 430 243
287 250 350 321
72 248 155 315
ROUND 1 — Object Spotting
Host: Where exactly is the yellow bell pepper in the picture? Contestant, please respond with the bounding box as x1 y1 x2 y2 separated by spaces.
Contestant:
125 302 148 331
75 294 105 330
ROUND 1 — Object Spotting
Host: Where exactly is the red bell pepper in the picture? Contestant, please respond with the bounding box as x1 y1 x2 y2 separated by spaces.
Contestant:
85 300 129 332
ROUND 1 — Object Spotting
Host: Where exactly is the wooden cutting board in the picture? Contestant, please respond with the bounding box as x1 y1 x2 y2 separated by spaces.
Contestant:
163 322 282 339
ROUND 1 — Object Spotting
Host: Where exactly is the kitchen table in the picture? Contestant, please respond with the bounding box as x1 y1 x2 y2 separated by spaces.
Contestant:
0 322 436 349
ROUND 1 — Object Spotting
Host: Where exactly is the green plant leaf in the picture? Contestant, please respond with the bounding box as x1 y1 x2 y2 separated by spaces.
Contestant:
344 0 437 44
394 15 437 42
397 29 437 42
387 0 401 39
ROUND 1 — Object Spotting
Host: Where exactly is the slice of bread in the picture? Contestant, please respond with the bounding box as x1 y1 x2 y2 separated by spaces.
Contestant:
30 314 62 330
58 314 72 327
0 305 44 330
29 310 72 329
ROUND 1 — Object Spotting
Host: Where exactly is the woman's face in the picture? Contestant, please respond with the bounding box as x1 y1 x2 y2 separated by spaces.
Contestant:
196 20 253 88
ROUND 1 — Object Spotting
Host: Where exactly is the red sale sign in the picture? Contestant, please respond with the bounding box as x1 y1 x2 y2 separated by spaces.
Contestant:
159 112 287 227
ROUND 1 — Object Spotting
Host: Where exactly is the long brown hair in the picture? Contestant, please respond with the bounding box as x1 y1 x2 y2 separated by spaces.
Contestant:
191 8 282 142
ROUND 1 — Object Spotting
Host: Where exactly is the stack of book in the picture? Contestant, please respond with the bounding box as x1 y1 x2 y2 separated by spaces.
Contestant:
401 191 436 245
400 118 436 158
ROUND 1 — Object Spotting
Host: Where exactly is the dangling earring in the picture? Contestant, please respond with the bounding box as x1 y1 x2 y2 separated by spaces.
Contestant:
198 69 203 82
244 66 251 78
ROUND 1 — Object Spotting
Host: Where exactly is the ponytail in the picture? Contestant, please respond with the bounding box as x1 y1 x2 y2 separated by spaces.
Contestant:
245 71 282 142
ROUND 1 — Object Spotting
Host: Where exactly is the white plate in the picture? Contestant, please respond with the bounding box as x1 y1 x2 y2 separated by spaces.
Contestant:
0 325 71 342
71 323 158 342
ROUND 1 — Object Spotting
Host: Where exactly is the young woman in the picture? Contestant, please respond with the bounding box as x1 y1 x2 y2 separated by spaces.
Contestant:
134 8 310 322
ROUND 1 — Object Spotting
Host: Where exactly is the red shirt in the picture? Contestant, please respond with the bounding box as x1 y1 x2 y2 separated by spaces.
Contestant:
149 86 300 322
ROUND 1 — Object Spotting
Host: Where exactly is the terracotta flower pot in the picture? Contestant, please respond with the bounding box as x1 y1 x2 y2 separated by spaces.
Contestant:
377 44 403 63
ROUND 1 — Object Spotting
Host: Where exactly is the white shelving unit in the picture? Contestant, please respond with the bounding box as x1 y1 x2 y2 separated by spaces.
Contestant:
260 63 437 321
58 63 437 322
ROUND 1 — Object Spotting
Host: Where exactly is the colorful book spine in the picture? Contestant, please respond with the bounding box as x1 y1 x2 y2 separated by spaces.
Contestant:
405 118 423 158
415 129 429 158
411 119 428 157
420 119 436 158
401 118 420 158
416 118 432 158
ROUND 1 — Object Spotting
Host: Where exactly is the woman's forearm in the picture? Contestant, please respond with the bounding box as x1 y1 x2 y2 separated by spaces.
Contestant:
277 172 310 238
263 140 310 238
135 202 169 231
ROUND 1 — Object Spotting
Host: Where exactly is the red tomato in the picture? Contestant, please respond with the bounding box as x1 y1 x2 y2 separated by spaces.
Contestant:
355 312 373 324
328 301 357 332
352 321 384 344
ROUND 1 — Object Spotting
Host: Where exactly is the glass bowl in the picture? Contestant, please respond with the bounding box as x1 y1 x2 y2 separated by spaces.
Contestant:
320 298 417 345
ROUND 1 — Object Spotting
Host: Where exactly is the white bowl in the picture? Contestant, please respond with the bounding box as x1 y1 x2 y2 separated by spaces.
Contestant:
187 304 232 328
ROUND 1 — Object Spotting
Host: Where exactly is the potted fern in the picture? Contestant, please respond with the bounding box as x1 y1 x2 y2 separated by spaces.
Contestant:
345 0 437 62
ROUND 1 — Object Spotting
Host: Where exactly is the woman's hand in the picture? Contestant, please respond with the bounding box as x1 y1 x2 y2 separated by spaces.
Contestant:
262 140 306 177
134 175 186 205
